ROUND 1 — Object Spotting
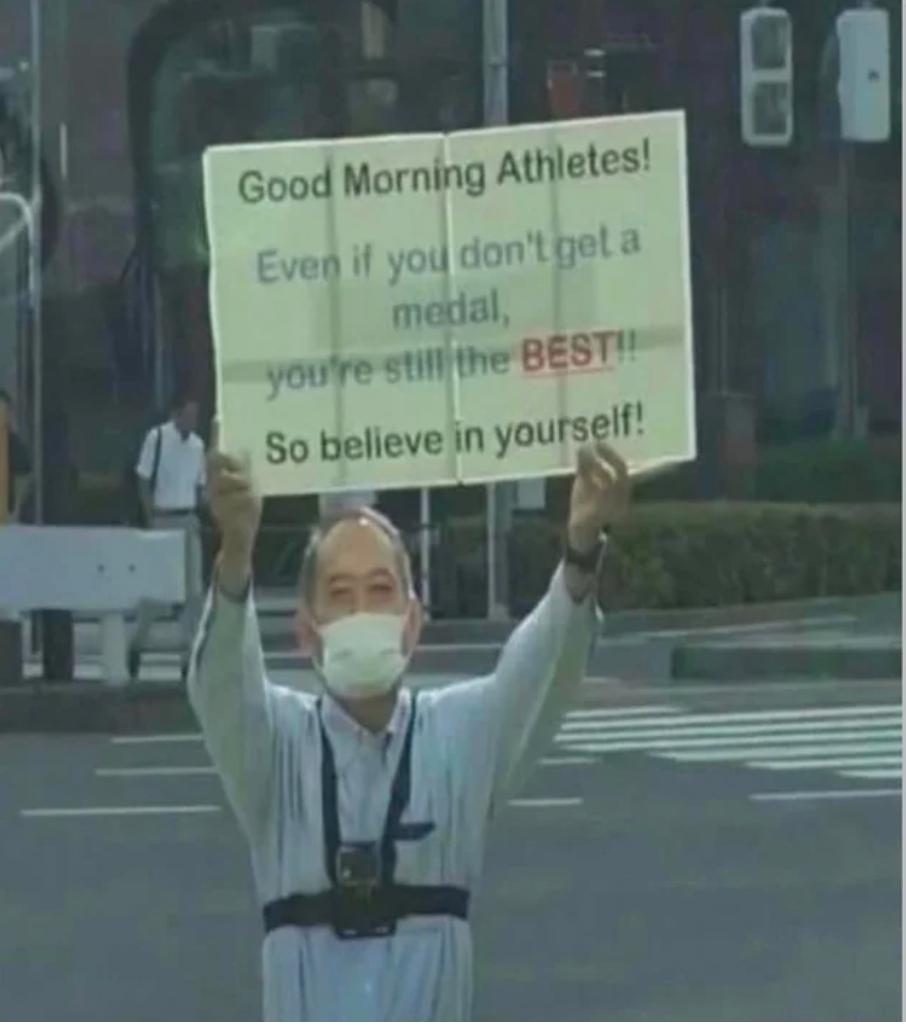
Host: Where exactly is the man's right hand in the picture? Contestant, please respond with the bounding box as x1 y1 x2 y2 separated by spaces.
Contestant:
207 420 262 597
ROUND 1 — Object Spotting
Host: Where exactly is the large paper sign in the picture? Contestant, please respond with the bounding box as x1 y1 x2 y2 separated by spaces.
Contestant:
203 110 695 495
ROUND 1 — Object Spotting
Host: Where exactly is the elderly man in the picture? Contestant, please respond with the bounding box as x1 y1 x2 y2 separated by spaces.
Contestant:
189 425 631 1022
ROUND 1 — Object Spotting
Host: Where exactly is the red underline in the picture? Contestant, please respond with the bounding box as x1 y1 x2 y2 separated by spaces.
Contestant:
521 365 621 378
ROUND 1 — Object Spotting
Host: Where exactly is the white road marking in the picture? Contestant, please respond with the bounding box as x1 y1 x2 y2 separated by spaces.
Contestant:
539 756 597 767
660 741 897 762
565 730 902 754
844 768 903 780
509 798 583 808
559 704 902 732
557 716 902 742
110 734 204 745
95 767 217 778
751 788 902 802
757 755 903 771
563 706 681 720
20 805 222 818
558 702 901 784
578 678 902 696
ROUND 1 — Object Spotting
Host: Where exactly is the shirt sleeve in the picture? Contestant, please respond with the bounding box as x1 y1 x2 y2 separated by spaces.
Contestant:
445 563 602 810
134 429 156 480
187 582 281 836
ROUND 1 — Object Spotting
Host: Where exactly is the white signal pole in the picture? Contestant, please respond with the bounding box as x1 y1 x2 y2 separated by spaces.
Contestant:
482 0 511 620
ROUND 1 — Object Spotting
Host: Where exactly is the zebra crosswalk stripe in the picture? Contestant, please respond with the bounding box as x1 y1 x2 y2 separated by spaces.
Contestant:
845 767 903 781
556 717 902 743
557 704 903 783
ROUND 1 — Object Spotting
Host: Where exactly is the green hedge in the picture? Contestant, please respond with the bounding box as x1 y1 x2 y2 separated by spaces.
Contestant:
70 480 901 615
631 436 902 504
440 503 902 615
751 437 902 503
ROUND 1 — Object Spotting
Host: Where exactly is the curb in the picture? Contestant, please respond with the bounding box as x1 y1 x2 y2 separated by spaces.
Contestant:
0 676 625 736
670 644 903 683
0 686 199 735
416 593 902 644
69 593 901 650
4 635 900 733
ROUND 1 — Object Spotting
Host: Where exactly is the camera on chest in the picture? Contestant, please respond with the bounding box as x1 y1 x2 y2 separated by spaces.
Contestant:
332 842 396 939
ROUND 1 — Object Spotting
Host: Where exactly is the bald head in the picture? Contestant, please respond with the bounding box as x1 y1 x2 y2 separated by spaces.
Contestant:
299 507 413 621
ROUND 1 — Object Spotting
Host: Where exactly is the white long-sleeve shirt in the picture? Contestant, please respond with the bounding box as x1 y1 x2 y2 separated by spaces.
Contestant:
187 563 601 1022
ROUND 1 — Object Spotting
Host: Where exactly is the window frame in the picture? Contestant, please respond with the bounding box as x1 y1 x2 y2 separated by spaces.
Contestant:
127 0 483 275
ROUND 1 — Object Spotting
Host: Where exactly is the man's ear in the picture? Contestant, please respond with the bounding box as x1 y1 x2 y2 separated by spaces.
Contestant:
294 603 319 658
402 593 423 656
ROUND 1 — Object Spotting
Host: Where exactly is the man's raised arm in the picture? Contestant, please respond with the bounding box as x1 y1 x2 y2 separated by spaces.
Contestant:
187 425 277 836
451 443 632 806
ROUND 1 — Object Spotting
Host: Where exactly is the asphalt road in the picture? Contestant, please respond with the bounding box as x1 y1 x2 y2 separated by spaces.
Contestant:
0 679 901 1022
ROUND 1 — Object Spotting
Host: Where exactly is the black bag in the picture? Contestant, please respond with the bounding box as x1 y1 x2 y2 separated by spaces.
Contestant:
123 426 162 527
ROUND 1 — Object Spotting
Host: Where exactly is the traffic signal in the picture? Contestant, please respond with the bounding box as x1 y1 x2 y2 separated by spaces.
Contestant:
836 5 891 143
740 5 794 147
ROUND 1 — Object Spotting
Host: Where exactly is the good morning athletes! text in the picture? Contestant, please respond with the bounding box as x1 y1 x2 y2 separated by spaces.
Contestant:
236 138 653 205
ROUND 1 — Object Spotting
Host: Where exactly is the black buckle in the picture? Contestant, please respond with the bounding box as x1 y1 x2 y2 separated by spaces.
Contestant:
332 844 396 939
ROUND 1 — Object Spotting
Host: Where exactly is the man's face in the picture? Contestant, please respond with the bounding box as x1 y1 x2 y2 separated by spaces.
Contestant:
174 401 199 437
296 518 421 657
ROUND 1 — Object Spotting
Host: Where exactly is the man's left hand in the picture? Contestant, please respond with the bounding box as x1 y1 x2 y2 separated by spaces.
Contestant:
567 441 631 554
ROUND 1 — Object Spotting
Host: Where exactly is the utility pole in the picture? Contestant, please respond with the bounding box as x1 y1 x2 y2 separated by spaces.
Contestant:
482 0 511 620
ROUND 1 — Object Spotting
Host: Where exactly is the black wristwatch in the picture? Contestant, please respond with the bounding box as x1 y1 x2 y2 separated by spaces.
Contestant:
563 530 609 574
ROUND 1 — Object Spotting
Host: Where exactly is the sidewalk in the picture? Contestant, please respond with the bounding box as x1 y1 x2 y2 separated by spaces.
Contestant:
672 622 902 683
6 593 900 734
69 591 902 651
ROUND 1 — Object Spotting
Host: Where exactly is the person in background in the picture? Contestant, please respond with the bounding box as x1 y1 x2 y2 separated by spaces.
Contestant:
0 387 33 522
128 389 206 682
189 423 632 1022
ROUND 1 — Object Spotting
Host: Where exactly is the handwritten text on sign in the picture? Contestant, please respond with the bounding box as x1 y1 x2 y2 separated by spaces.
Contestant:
203 111 696 495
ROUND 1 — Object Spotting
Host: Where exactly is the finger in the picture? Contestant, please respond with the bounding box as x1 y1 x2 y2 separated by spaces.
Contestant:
593 441 629 482
208 451 246 476
578 445 617 490
576 443 598 480
209 473 253 502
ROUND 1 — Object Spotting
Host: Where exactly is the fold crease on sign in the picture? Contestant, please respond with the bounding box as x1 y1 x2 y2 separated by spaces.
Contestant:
546 120 570 471
439 132 464 483
324 146 349 488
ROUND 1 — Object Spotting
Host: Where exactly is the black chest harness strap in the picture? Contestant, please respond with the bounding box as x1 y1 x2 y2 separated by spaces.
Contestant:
262 695 470 939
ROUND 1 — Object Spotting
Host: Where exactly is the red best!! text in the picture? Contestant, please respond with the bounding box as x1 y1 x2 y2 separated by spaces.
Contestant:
520 330 632 375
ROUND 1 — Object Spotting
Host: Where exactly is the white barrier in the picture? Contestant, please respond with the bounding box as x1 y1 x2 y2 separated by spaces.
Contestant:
0 526 186 686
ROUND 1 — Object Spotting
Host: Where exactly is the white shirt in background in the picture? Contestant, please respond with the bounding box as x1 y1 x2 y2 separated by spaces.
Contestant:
136 420 206 512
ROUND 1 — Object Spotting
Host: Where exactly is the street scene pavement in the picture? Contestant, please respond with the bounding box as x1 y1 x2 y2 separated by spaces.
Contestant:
39 590 904 686
0 665 901 1022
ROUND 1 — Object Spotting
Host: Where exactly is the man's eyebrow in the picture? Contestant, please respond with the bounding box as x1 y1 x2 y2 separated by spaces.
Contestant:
367 566 396 578
325 572 353 588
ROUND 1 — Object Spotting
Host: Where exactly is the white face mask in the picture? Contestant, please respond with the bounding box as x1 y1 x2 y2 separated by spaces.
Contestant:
318 612 409 700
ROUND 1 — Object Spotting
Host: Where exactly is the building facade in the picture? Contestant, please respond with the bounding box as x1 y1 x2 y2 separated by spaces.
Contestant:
0 0 899 534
